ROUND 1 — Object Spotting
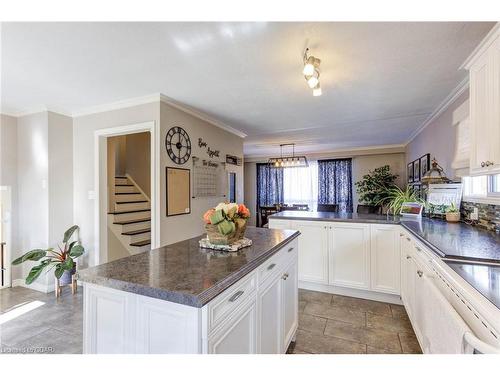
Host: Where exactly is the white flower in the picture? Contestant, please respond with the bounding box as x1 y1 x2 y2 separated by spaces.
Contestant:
224 203 238 214
215 202 226 212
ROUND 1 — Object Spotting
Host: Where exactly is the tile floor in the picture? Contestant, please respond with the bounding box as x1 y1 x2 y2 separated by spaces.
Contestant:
0 287 421 354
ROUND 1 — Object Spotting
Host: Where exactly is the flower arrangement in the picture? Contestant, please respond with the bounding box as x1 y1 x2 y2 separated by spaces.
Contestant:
203 203 251 245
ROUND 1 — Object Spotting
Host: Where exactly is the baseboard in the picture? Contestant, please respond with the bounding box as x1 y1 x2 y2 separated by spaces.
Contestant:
299 281 403 305
12 278 55 294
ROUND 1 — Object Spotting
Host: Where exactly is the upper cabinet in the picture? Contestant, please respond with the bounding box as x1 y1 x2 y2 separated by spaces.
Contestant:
463 23 500 175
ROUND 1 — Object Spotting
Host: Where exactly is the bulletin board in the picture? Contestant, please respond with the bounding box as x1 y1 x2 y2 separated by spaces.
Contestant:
166 167 191 216
192 157 227 198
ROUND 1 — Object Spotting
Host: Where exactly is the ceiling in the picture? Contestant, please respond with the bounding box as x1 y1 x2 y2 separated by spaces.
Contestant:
1 22 495 156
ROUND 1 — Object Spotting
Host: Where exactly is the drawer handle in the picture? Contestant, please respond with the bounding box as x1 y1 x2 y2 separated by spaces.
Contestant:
417 270 423 278
481 161 486 168
282 272 289 280
399 233 405 237
267 263 276 270
406 237 411 242
415 246 422 252
288 247 294 253
406 255 412 260
228 290 244 302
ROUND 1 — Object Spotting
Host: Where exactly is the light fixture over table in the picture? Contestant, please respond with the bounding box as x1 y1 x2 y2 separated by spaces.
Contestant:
303 48 322 96
268 143 309 168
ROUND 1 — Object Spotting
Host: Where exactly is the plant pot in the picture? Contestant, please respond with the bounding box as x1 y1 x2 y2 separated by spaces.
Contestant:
59 265 76 286
445 212 460 223
205 220 247 245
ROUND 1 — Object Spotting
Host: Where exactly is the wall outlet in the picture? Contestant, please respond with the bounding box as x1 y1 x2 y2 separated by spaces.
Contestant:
470 207 479 221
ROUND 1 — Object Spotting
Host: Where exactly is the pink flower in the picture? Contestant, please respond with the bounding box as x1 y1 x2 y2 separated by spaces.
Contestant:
203 208 215 224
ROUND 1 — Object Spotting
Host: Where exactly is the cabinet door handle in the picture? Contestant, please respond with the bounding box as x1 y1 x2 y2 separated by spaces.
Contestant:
267 263 276 270
399 233 405 237
406 237 411 242
481 161 486 167
282 273 289 280
406 255 412 260
415 246 422 252
288 247 294 253
228 290 244 302
417 270 423 278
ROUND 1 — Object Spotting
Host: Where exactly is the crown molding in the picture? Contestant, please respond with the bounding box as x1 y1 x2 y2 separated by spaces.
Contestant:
460 22 500 70
1 106 72 118
405 76 469 146
71 93 161 117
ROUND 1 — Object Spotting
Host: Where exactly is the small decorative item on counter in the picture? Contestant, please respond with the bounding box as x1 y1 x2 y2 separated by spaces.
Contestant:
445 203 461 223
202 203 251 246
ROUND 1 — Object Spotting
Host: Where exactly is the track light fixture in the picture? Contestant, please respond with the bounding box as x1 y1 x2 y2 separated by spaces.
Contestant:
303 48 322 96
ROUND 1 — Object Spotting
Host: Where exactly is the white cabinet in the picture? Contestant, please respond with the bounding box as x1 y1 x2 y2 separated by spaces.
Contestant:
282 258 298 349
465 26 500 175
268 219 292 230
257 272 282 353
329 223 370 290
370 225 401 294
293 220 329 284
208 298 257 354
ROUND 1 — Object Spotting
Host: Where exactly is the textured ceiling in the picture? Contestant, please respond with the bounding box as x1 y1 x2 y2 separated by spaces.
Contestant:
0 22 495 156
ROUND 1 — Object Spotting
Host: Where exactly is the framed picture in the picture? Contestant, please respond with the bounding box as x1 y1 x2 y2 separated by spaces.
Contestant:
407 162 414 183
166 167 191 216
419 153 430 180
413 159 421 182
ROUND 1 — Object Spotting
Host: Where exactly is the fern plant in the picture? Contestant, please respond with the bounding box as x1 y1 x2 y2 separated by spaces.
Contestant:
377 185 424 216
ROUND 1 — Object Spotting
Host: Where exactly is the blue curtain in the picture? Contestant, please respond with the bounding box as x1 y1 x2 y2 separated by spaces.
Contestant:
318 159 353 213
256 162 284 208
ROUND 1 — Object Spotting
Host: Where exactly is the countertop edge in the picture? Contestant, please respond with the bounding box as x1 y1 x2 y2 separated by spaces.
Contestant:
268 214 400 225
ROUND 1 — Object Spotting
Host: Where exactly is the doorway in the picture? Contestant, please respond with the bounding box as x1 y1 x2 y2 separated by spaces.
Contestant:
94 121 159 266
0 186 12 288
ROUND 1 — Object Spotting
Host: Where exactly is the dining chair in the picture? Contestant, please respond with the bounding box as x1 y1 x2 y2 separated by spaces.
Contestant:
317 203 339 213
259 205 279 227
292 204 309 211
356 204 382 214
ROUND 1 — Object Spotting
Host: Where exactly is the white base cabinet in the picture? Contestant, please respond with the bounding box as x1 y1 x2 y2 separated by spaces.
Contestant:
269 219 401 299
83 238 298 354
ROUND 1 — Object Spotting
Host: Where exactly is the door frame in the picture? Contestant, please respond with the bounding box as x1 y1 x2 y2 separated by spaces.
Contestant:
0 186 12 288
94 121 160 266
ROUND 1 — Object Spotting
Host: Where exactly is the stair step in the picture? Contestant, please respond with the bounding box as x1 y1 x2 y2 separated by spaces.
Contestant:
116 200 148 204
115 176 127 179
130 239 151 247
115 192 142 195
122 228 151 236
115 184 134 186
113 218 151 225
108 209 151 215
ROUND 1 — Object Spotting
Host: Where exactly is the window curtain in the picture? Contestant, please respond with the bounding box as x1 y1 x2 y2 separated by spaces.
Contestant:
256 162 284 208
318 158 353 213
283 161 318 210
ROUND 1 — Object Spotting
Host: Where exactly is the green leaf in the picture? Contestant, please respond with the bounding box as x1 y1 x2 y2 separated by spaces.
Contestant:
63 225 79 243
12 249 47 265
61 257 74 271
69 244 84 258
54 264 65 279
67 241 77 252
25 261 51 284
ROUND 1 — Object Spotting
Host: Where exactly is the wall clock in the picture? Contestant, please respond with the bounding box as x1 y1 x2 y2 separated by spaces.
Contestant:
165 126 191 165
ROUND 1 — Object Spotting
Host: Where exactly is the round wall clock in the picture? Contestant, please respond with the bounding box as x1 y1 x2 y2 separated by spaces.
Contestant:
165 126 191 164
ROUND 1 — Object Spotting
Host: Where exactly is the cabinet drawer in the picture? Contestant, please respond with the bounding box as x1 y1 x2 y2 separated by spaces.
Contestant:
258 241 297 285
207 273 256 333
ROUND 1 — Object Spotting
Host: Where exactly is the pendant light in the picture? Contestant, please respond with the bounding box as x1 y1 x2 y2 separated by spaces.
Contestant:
268 143 308 168
303 48 322 96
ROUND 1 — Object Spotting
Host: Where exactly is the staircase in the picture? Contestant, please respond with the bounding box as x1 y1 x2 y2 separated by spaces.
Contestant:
108 176 151 255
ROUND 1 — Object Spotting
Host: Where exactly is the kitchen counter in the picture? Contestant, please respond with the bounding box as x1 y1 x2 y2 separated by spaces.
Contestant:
270 210 401 224
77 227 300 307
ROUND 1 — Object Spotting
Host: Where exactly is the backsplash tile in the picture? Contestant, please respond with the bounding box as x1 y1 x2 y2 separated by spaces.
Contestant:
460 201 500 232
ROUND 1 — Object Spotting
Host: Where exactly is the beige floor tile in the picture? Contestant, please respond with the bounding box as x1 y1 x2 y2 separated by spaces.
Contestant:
324 319 402 353
299 289 332 305
298 313 327 334
292 349 312 354
304 302 366 326
390 304 410 320
331 295 392 316
366 312 414 334
295 329 367 354
399 333 422 354
299 300 307 313
366 345 401 354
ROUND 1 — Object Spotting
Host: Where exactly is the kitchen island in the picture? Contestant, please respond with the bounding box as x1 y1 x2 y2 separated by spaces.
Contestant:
77 227 300 354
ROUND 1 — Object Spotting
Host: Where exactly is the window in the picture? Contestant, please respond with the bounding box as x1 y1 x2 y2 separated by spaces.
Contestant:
283 161 318 210
462 174 500 201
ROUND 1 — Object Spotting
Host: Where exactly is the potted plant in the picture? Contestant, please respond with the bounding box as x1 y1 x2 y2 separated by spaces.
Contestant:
355 165 398 211
377 185 424 216
445 203 461 223
12 225 85 285
203 203 251 245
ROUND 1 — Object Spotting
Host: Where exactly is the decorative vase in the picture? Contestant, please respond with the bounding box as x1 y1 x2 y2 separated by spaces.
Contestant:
59 265 76 286
445 212 460 223
205 219 247 245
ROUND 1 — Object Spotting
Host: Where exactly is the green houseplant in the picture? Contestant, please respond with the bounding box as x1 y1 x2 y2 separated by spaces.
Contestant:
355 165 398 208
377 185 424 216
12 225 85 285
445 202 461 223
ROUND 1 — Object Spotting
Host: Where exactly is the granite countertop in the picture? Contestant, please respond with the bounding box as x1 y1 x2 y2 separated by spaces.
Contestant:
270 211 401 224
444 261 500 310
77 227 300 307
401 218 500 264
